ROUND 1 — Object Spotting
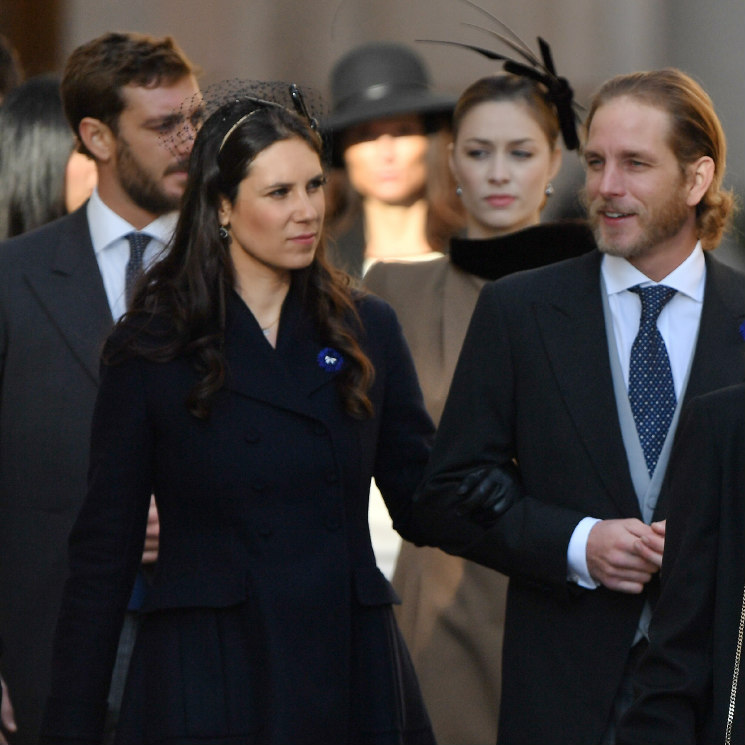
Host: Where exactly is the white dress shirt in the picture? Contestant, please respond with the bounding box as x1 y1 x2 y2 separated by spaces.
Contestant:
567 244 706 588
87 188 178 321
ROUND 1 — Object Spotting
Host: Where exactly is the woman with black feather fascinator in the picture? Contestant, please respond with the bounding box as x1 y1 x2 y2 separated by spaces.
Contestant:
366 4 596 743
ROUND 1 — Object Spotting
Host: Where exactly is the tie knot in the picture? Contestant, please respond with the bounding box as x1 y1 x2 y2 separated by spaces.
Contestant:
630 285 676 324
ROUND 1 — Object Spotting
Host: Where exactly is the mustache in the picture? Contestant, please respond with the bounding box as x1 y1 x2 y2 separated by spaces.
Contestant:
579 189 633 216
164 160 189 176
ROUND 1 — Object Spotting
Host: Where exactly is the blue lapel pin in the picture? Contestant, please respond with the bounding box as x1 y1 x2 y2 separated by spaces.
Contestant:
317 347 344 372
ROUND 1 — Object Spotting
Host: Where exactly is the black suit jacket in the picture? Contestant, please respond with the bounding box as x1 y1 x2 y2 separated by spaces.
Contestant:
0 207 112 745
617 383 745 745
415 250 745 745
41 288 436 744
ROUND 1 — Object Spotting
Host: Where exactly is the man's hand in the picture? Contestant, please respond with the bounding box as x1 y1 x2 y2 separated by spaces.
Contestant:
0 675 16 745
141 495 159 564
586 518 666 594
635 519 666 567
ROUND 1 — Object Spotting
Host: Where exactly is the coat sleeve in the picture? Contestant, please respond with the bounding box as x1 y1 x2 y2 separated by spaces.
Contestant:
616 396 722 745
40 350 154 744
358 296 435 540
411 281 587 588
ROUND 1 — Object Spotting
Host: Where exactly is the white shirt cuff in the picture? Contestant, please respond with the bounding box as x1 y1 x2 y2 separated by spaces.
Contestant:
567 517 602 588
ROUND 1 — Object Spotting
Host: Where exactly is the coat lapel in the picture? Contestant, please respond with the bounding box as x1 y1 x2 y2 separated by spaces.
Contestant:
22 208 113 383
223 286 342 418
534 252 639 517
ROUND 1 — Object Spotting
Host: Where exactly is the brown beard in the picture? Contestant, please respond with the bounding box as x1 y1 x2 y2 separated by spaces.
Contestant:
116 135 183 216
580 183 690 260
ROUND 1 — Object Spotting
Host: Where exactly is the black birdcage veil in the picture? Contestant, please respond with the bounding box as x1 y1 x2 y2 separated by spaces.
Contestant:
162 79 328 158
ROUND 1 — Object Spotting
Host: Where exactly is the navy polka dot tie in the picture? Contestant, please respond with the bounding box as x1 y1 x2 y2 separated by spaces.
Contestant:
628 285 677 476
125 232 151 308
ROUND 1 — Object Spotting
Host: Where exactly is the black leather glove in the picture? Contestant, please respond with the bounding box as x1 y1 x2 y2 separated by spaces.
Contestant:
453 462 523 526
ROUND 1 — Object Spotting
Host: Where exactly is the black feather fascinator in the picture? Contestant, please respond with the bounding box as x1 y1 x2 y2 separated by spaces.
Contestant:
419 0 582 150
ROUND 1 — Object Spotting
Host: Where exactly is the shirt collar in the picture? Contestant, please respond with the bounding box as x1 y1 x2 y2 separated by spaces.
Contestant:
87 188 178 255
601 241 706 302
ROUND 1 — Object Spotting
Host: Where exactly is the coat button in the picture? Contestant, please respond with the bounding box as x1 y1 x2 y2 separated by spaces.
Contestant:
325 472 338 484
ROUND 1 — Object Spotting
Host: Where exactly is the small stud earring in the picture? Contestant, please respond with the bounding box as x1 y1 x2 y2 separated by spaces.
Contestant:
455 185 463 197
218 225 230 241
545 183 554 197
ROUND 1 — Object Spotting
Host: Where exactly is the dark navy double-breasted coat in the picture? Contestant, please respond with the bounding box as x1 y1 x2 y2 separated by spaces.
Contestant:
41 285 436 745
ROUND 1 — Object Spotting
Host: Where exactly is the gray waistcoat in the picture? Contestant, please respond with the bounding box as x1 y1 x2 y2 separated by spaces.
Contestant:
601 279 698 638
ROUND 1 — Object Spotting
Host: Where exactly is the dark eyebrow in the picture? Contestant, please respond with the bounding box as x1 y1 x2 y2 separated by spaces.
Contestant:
142 113 183 129
463 137 537 147
263 172 325 190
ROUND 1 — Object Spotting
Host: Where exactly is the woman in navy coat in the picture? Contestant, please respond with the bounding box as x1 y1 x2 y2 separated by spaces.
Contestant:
40 85 437 745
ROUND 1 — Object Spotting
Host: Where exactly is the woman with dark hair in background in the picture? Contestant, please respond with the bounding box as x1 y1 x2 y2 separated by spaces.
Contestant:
365 73 595 744
39 83 440 745
0 75 96 239
324 42 463 279
323 42 464 578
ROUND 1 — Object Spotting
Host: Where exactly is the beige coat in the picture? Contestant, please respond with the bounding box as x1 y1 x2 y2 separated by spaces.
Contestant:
366 255 506 745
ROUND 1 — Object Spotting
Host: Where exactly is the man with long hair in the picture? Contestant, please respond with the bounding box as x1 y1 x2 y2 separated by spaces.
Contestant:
416 68 745 745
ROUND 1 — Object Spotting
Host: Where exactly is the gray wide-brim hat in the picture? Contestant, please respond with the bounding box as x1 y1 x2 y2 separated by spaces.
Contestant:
323 42 456 137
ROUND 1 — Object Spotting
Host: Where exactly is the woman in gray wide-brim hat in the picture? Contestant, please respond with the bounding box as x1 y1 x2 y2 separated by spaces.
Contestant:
324 42 463 279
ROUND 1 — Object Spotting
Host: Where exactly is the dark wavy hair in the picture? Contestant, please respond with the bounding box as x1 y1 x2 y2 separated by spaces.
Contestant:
114 96 375 420
0 75 77 239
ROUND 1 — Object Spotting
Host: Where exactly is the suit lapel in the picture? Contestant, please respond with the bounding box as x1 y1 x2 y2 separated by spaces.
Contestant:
534 252 639 516
23 208 113 383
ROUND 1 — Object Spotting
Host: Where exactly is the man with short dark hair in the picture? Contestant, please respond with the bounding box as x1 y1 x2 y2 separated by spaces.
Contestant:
416 68 745 745
0 31 199 745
